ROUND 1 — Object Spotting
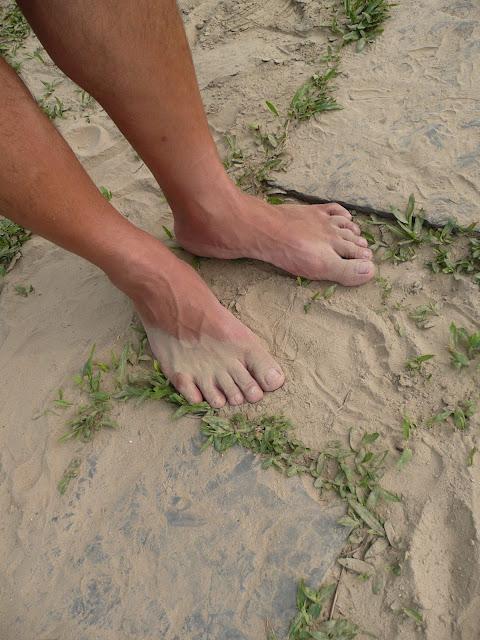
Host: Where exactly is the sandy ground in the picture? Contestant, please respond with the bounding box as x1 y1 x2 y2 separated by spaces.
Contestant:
1 0 480 638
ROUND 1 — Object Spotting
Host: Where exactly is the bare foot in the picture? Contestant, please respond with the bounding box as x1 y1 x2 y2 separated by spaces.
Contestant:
109 234 284 408
174 191 375 286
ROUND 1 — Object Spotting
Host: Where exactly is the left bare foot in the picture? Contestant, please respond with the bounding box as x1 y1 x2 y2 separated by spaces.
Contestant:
174 190 375 286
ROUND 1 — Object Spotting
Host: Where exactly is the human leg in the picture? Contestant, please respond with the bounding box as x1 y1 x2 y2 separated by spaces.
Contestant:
0 56 283 407
18 0 374 287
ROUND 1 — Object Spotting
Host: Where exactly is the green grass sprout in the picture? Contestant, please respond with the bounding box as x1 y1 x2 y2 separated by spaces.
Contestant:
406 354 435 375
468 447 477 467
99 186 113 201
58 458 81 495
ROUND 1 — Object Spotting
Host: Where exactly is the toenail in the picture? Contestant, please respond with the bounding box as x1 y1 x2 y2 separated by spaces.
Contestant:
232 393 243 405
359 238 367 247
264 368 282 386
362 250 371 259
358 261 372 274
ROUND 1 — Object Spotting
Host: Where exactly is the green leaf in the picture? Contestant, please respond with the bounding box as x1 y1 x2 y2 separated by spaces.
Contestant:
397 448 412 470
427 410 452 426
82 344 96 377
324 283 337 299
360 432 379 446
378 487 401 503
356 37 366 52
265 101 279 116
99 186 113 200
416 354 435 364
14 285 28 297
347 497 384 535
89 392 110 401
337 516 360 528
200 435 214 452
402 607 423 623
57 431 77 443
467 447 477 467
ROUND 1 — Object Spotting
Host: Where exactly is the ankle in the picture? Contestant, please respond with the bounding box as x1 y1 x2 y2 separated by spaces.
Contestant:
104 230 175 305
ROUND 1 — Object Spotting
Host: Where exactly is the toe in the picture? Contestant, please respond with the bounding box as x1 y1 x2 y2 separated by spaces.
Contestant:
215 372 245 406
338 228 365 244
324 255 375 286
245 355 285 393
172 372 203 404
230 362 264 402
197 379 227 408
354 235 369 248
331 216 361 235
337 239 372 260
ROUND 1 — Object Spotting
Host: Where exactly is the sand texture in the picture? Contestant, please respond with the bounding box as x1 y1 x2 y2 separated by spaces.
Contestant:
1 1 480 639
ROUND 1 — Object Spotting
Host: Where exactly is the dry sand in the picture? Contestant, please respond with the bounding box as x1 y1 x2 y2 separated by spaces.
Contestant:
1 1 480 638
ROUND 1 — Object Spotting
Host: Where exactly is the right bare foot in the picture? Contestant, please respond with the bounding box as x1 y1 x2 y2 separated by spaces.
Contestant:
109 234 284 408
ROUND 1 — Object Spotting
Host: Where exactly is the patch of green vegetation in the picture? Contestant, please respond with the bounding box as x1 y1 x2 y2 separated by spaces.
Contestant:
448 322 480 371
0 2 30 68
0 218 31 275
40 96 69 120
341 0 395 51
74 88 96 109
408 303 438 329
58 345 119 442
223 51 345 193
266 579 377 640
34 78 72 119
379 194 426 263
288 57 343 122
304 290 320 314
428 400 476 431
57 341 211 444
114 359 211 418
58 458 81 495
426 230 480 284
324 0 395 52
201 417 400 538
406 353 435 376
376 268 391 301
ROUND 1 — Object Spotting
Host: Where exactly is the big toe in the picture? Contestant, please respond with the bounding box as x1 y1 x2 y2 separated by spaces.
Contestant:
248 355 285 392
326 256 375 286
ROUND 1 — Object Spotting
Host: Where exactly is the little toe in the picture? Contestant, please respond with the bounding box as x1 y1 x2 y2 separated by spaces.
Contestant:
197 380 227 408
172 372 203 404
